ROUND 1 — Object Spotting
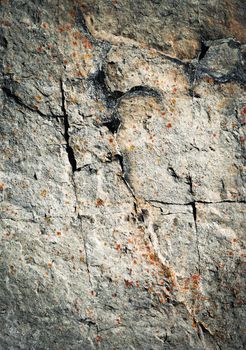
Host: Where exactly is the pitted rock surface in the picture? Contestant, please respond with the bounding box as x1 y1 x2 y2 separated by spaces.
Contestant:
0 1 245 349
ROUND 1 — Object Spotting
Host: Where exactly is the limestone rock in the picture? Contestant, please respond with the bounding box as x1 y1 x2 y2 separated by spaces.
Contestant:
0 1 245 349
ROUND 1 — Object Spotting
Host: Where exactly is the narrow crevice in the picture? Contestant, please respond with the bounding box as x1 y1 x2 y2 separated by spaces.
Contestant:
75 6 92 36
198 322 213 337
186 175 194 195
117 153 137 202
60 78 77 173
195 199 246 204
102 115 121 134
198 40 209 61
78 214 93 288
147 199 246 206
91 69 124 109
167 167 180 181
190 201 197 229
127 85 163 100
188 89 201 98
149 42 187 67
190 201 201 273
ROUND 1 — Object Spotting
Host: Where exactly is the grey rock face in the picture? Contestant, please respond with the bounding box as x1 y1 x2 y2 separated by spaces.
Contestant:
0 1 245 349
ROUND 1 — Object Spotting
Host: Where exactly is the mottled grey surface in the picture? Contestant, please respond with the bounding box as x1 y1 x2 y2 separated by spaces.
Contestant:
0 0 246 349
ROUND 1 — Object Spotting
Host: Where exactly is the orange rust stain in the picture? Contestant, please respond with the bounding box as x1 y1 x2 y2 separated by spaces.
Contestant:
0 183 5 190
124 279 133 288
192 320 197 328
56 231 61 237
191 274 201 282
191 274 201 290
115 243 121 251
147 286 153 293
47 262 52 269
95 198 104 207
82 36 93 49
81 54 93 60
40 189 47 198
205 77 214 84
34 95 42 102
166 122 172 128
32 104 39 110
65 24 72 31
41 22 49 29
77 70 86 78
241 106 246 115
95 335 102 343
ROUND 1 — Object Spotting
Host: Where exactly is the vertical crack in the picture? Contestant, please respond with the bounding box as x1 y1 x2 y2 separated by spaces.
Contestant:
60 78 77 172
60 78 79 214
115 153 137 202
198 40 209 61
78 214 93 288
187 175 194 195
190 201 201 273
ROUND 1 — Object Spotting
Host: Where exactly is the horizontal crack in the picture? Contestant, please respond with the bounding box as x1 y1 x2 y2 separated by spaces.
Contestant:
147 199 246 206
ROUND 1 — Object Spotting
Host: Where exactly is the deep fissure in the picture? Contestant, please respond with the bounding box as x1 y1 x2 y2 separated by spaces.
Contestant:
198 40 209 61
60 79 77 172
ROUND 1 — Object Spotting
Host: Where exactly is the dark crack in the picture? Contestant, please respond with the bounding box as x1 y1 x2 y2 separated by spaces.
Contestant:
91 69 124 109
186 175 194 195
103 115 121 134
198 40 209 61
190 201 201 273
147 199 246 206
78 213 93 288
117 152 137 203
127 85 163 101
60 78 77 173
167 167 180 181
75 6 92 36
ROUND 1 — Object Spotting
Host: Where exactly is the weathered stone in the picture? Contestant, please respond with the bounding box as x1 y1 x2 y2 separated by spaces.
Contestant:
197 39 245 83
81 0 246 60
0 0 245 349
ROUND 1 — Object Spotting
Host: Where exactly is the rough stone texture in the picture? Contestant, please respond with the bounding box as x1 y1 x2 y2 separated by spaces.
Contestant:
0 0 245 349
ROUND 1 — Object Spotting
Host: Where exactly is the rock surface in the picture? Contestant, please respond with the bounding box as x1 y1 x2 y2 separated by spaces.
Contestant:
0 1 245 349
